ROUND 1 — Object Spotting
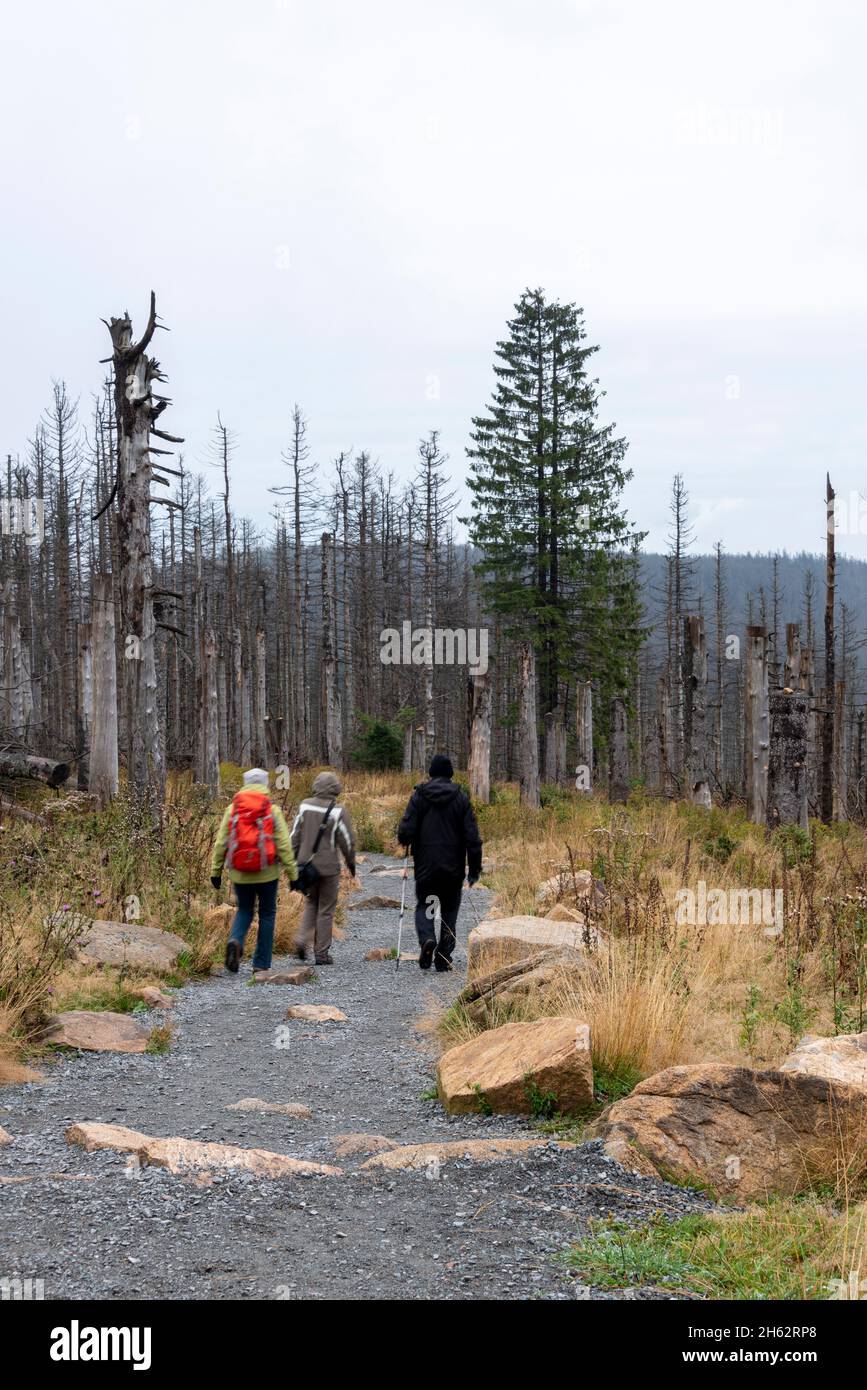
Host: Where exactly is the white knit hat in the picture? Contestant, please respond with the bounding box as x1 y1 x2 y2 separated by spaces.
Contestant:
243 767 269 785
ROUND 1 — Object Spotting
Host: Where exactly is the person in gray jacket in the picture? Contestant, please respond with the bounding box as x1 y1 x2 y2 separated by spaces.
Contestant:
290 769 356 964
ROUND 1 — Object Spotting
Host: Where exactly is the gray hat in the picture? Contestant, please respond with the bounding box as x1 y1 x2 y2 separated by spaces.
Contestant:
313 769 342 797
243 767 269 786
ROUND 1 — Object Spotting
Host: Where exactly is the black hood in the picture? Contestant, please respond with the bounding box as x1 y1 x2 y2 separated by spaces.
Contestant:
417 777 463 806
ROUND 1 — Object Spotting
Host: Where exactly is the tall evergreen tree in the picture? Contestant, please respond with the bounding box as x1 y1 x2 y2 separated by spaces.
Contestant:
466 287 643 721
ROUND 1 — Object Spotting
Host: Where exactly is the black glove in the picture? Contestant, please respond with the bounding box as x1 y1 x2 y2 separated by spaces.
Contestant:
210 875 222 891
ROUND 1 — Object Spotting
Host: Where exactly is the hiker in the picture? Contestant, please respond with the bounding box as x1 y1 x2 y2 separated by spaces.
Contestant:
397 754 482 971
210 768 298 976
290 769 356 965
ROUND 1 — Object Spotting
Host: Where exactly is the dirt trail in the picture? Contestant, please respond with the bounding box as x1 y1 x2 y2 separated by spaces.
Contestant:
0 855 708 1300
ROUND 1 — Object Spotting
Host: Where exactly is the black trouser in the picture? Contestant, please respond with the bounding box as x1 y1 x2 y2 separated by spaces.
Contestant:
414 871 463 962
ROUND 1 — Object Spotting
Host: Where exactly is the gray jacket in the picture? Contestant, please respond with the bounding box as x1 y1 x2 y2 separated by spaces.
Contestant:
290 770 356 877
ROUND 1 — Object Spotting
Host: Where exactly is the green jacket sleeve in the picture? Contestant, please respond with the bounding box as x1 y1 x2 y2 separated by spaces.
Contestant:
210 805 233 878
273 805 298 879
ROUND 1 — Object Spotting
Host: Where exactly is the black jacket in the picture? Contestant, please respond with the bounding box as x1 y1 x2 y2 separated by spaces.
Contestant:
397 778 483 883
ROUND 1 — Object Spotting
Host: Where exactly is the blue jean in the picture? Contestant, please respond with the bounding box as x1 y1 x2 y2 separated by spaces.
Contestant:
229 879 279 971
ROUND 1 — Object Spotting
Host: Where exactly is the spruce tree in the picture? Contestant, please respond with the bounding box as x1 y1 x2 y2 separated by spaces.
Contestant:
466 287 644 722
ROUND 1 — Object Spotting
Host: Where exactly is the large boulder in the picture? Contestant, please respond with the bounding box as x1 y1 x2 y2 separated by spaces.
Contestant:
536 869 607 910
42 1011 151 1054
60 918 188 972
595 1063 867 1198
437 1016 593 1116
780 1032 867 1091
467 915 600 975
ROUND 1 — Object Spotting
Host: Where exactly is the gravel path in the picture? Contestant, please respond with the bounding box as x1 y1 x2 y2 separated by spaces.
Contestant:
0 854 711 1300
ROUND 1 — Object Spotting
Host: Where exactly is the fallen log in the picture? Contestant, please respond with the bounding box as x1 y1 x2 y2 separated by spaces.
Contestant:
0 798 47 826
0 753 70 788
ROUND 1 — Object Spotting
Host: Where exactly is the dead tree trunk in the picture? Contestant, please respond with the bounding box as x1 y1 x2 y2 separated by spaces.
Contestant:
682 614 711 807
833 679 848 821
104 293 180 815
201 629 220 789
821 474 835 822
320 531 343 769
575 680 593 793
745 625 769 824
468 668 492 804
89 572 119 806
609 694 630 803
402 724 413 773
0 752 69 786
656 674 675 795
2 610 33 738
517 640 540 809
253 628 267 767
784 623 801 689
767 687 809 830
543 707 566 784
76 621 93 789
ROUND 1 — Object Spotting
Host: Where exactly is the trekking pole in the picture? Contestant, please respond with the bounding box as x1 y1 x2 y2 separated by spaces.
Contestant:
395 846 410 973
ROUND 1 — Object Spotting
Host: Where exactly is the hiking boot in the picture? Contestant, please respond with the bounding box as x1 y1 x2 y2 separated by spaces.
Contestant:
295 944 308 962
434 952 453 972
225 939 241 974
419 940 435 970
315 953 334 966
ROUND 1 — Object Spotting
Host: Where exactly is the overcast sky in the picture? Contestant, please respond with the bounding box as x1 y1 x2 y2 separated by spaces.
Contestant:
3 0 867 555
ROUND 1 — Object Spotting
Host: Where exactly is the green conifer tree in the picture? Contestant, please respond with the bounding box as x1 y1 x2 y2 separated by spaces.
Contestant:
467 287 644 726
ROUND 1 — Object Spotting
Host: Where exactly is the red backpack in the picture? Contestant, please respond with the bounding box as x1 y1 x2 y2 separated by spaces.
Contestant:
226 788 277 872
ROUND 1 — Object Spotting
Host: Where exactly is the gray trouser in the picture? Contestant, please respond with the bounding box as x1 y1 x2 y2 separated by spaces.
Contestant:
298 872 340 959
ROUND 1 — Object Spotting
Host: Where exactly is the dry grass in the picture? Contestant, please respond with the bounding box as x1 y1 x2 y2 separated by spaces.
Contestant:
467 788 867 1081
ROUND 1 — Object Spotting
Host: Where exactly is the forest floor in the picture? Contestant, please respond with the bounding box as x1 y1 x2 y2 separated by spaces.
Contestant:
0 853 711 1302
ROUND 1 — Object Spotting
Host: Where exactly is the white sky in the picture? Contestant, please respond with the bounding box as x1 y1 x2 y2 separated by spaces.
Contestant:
3 0 867 554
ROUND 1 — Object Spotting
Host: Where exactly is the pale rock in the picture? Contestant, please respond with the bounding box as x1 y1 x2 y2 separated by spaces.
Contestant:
437 1016 593 1115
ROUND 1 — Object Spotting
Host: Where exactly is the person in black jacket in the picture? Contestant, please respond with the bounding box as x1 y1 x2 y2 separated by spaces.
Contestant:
397 754 483 971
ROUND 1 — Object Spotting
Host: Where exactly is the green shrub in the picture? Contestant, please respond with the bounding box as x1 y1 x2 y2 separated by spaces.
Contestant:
351 717 404 770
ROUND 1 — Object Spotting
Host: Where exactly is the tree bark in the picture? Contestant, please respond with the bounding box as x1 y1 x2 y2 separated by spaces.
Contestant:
468 668 492 804
517 640 540 808
543 706 566 784
833 679 848 822
320 531 343 768
821 474 835 822
89 572 119 806
105 294 172 815
745 625 769 824
575 680 593 793
767 688 809 830
76 621 93 789
682 614 711 807
609 695 630 803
